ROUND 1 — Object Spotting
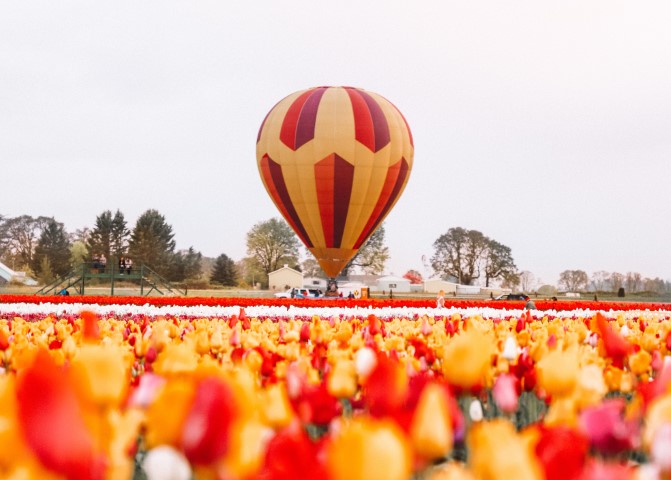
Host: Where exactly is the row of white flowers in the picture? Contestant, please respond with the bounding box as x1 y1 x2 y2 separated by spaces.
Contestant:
0 302 669 321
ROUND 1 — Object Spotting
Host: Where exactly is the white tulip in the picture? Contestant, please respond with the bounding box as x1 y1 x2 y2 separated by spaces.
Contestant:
469 399 483 422
143 446 192 480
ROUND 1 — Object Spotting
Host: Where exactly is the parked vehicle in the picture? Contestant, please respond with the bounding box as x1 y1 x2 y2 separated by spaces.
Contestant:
274 288 323 298
494 293 530 301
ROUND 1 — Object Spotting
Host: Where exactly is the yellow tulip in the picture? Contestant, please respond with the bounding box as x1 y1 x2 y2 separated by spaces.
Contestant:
536 347 579 398
327 359 357 398
442 330 494 389
327 418 412 480
409 383 453 459
262 383 294 428
468 419 542 480
71 344 129 407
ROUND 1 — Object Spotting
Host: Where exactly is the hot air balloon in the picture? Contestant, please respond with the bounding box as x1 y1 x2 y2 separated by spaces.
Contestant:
256 86 414 278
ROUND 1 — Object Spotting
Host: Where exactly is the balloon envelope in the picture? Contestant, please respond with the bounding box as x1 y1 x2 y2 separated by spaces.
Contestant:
256 86 414 278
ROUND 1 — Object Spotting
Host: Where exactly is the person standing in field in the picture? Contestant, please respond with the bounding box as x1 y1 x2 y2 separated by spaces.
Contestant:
437 289 446 308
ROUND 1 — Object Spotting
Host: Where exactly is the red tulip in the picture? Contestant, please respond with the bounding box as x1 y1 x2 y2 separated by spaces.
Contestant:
534 426 588 480
259 421 330 480
595 313 632 369
16 349 105 480
180 376 238 465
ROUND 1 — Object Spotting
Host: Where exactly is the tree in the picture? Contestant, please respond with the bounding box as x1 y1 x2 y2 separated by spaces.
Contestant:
301 255 327 279
341 224 390 276
625 272 642 293
501 271 521 290
128 209 176 277
87 210 129 261
245 218 300 278
30 218 72 278
558 270 589 292
482 240 517 287
590 271 610 292
403 269 423 284
70 241 89 268
210 253 238 286
172 247 203 282
518 271 535 292
609 272 624 293
0 215 50 269
431 227 489 285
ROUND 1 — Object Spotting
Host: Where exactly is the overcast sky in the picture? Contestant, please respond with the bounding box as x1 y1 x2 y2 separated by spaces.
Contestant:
2 1 670 286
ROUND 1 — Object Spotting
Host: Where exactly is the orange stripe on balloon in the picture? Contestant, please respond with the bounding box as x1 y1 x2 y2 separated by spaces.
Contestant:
355 157 410 247
315 154 354 248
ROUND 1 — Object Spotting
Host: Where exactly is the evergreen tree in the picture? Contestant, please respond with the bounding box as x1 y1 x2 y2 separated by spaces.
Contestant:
128 209 176 277
172 247 203 282
110 210 130 257
210 253 237 286
31 218 72 278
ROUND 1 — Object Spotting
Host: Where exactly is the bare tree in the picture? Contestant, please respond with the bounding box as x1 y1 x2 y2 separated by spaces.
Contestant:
518 271 535 292
625 272 642 293
559 270 589 292
590 271 610 292
643 277 666 294
609 272 624 293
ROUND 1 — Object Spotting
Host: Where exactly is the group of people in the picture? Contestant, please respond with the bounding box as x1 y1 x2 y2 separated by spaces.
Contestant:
90 254 133 274
118 256 133 275
92 254 107 273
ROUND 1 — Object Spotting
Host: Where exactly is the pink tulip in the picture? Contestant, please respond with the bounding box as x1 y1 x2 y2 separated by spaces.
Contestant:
579 398 639 455
493 373 519 414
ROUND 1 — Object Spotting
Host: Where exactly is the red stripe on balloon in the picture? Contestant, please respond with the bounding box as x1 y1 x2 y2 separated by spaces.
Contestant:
260 154 313 247
315 154 354 248
346 88 391 153
280 88 326 151
354 157 409 248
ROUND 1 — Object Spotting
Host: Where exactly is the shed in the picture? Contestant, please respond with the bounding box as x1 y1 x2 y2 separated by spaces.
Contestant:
372 275 412 293
268 265 303 291
423 278 458 294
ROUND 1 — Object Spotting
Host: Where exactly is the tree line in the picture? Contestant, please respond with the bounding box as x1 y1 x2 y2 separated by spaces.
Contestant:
0 210 237 287
2 211 666 292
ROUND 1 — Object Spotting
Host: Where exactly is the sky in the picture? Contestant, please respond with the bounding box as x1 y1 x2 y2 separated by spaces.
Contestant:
1 1 670 286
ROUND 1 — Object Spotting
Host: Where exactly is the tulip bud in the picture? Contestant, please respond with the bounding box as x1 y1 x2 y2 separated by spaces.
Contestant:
493 374 519 414
355 347 377 380
409 384 453 459
469 400 483 422
143 446 191 480
501 336 518 361
328 360 357 398
652 423 671 472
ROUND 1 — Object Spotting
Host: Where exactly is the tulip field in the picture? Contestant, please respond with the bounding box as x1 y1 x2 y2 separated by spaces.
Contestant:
2 295 671 479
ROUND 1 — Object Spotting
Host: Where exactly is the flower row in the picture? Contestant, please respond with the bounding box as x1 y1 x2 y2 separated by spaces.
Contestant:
1 302 671 479
2 293 670 312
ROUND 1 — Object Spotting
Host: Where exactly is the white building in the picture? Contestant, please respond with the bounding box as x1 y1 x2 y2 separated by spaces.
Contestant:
372 275 412 293
267 265 303 291
423 278 458 294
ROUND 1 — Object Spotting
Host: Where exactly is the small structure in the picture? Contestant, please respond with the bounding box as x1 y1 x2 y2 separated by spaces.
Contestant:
0 261 37 286
372 275 412 293
268 264 303 291
423 278 458 295
303 276 328 290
